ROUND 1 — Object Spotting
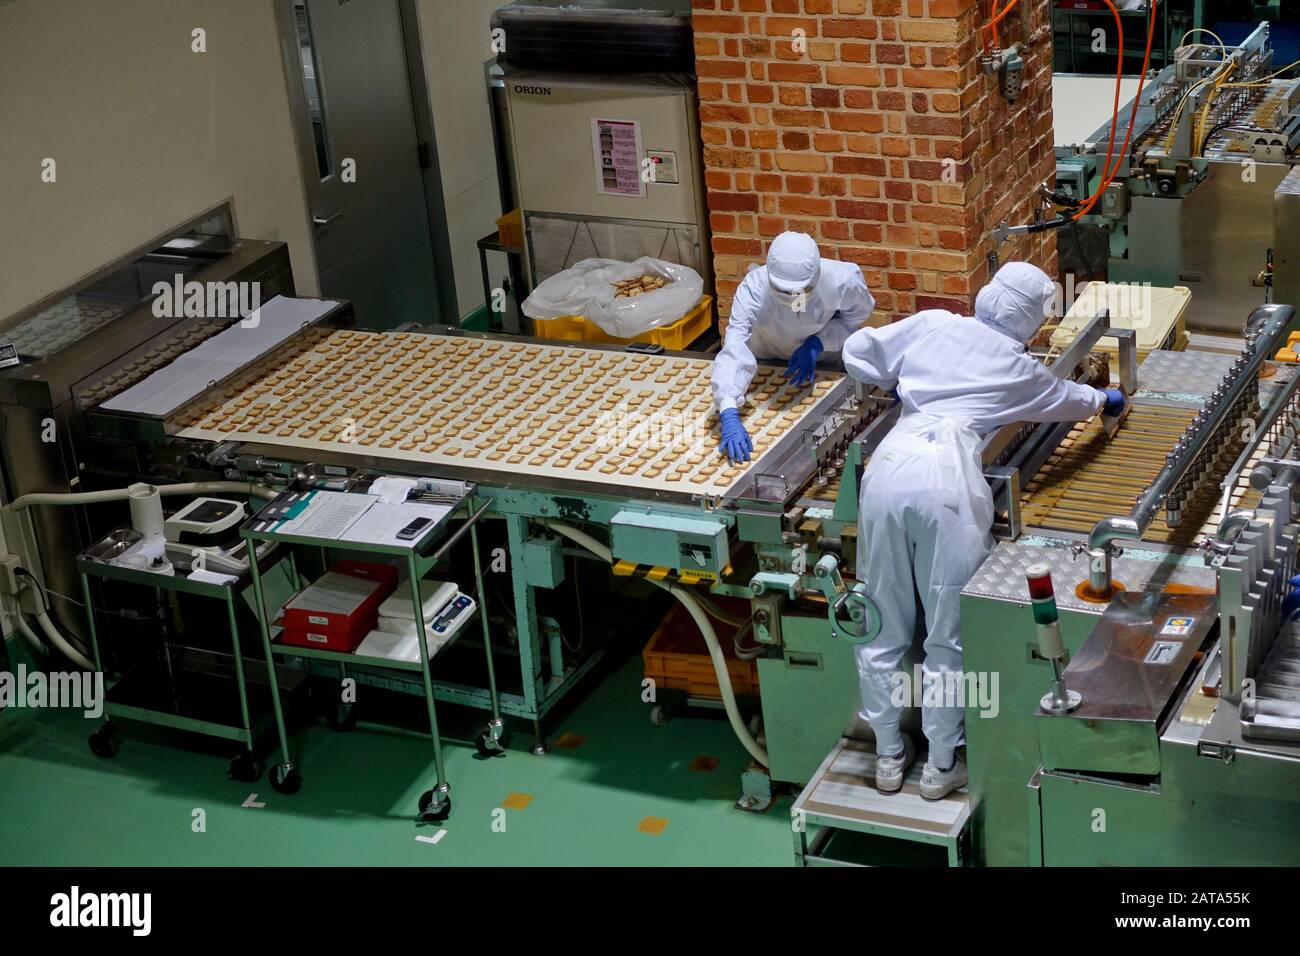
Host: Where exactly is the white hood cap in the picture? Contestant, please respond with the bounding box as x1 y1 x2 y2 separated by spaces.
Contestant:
975 261 1056 343
767 232 821 294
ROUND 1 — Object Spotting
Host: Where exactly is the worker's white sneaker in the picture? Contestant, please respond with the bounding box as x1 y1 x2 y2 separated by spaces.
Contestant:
874 735 915 794
919 753 968 800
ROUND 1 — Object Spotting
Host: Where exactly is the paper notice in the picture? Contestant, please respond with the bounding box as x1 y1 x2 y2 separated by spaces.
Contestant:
592 118 645 198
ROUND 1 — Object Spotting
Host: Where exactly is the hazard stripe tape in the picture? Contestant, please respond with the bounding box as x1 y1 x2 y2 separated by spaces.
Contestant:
611 560 719 585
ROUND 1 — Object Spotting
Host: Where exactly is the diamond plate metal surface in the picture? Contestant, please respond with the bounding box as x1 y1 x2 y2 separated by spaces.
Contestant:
1135 350 1234 404
1134 349 1297 408
962 535 1216 611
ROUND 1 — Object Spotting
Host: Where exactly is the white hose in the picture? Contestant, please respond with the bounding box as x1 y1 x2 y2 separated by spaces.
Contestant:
13 614 48 655
34 610 95 670
541 519 768 767
4 481 277 511
690 589 751 628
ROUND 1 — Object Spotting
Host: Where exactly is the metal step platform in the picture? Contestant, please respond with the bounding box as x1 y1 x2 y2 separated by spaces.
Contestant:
792 737 971 867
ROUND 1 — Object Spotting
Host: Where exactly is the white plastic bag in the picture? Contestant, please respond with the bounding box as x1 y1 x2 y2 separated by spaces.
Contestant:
523 257 703 339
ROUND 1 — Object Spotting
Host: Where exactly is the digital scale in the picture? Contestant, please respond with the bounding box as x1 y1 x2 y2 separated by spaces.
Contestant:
355 581 477 663
162 497 254 574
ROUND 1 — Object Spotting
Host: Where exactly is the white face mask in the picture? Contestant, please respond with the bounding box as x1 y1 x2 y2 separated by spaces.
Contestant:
769 277 817 314
770 288 809 313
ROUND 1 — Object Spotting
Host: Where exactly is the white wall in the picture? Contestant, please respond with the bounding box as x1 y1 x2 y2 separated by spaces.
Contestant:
415 0 504 320
0 0 318 319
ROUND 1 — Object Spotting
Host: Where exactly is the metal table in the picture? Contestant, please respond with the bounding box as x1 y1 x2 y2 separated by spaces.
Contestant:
76 531 275 781
476 231 525 333
242 490 501 821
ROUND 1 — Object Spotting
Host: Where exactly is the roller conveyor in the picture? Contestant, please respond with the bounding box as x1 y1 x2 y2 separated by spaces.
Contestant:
1020 403 1231 543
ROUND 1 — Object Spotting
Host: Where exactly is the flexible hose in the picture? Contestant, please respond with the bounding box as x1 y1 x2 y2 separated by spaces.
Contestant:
34 610 95 670
733 619 763 661
541 519 768 766
14 614 48 655
690 590 750 628
4 481 277 511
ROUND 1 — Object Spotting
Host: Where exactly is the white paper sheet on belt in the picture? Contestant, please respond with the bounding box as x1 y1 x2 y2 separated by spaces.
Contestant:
175 330 839 496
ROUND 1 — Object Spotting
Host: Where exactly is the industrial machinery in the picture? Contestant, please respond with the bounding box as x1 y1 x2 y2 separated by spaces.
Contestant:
956 302 1300 865
0 213 295 644
492 1 712 298
10 286 883 792
1059 22 1300 329
9 239 1299 855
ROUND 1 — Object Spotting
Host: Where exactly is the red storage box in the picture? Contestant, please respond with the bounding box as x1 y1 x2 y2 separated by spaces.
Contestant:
280 623 370 654
332 559 399 590
280 562 397 650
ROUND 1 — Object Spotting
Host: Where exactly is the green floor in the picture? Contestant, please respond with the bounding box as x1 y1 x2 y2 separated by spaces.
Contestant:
0 651 795 866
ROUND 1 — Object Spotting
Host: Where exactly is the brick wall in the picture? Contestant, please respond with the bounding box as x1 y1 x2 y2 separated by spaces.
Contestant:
692 0 1057 326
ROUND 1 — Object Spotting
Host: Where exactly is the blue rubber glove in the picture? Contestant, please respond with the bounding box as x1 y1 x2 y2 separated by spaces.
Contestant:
1101 387 1127 417
1282 573 1300 620
719 408 752 463
784 334 824 387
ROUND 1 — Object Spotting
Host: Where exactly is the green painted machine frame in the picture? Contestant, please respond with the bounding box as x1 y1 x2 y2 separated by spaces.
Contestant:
76 533 277 774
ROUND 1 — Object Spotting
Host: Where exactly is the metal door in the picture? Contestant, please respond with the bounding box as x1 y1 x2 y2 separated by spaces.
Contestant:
280 0 456 328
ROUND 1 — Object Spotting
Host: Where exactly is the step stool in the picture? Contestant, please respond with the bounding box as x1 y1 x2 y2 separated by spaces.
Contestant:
792 737 971 867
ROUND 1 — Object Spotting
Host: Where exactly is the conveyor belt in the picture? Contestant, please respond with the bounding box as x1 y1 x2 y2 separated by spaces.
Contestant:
1021 403 1253 544
175 330 841 497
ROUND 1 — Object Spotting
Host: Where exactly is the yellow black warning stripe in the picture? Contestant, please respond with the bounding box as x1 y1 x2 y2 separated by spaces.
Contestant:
611 560 720 585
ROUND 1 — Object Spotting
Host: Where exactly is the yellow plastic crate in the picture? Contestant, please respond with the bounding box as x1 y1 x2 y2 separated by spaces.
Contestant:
1050 282 1190 362
1276 331 1300 362
533 295 713 350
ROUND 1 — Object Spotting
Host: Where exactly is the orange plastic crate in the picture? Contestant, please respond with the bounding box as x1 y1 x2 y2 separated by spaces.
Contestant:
642 595 759 699
496 208 524 249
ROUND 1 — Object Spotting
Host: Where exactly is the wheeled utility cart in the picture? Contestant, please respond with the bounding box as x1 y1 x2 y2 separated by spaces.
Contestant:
76 526 276 781
242 481 502 822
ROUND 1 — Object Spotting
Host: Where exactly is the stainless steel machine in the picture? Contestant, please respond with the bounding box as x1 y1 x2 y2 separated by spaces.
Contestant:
0 220 295 640
1060 22 1300 330
956 303 1300 865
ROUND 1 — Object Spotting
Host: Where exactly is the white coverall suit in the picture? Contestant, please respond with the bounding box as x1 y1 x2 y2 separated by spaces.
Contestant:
841 265 1104 770
711 259 876 413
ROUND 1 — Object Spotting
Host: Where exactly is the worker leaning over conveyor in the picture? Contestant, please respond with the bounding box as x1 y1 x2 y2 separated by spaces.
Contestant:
841 262 1126 800
712 231 876 462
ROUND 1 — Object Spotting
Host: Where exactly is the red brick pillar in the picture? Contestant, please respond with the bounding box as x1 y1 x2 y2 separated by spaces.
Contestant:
693 0 1057 328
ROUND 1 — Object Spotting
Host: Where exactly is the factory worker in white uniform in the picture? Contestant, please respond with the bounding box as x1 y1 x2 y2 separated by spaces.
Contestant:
841 262 1124 799
712 232 876 462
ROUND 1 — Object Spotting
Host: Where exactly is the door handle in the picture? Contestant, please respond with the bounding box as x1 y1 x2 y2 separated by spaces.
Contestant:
312 213 343 227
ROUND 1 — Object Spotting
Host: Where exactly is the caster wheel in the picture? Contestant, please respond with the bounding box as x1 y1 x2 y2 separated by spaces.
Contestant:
419 789 451 821
650 703 670 727
268 764 302 795
748 713 763 736
475 727 508 757
228 752 261 783
88 726 118 758
326 700 359 733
